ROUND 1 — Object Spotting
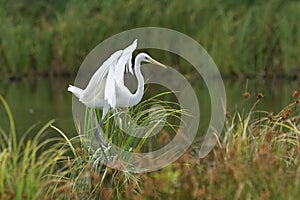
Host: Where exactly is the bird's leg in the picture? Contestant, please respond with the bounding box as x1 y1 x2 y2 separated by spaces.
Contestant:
93 104 110 162
94 119 109 162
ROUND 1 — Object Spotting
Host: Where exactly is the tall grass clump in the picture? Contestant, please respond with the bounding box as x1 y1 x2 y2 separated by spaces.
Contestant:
0 95 71 199
57 91 184 199
46 91 299 199
118 92 300 199
0 90 299 199
101 92 182 153
0 89 186 199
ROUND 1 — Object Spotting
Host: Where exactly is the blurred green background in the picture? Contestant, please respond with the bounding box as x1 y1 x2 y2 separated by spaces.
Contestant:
0 0 300 78
0 0 299 137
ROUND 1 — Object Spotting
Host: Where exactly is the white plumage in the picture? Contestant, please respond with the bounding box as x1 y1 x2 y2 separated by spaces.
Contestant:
68 39 166 123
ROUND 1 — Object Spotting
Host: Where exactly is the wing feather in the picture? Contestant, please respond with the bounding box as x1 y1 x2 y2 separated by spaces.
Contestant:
79 39 138 109
104 65 116 108
114 39 137 84
80 50 122 103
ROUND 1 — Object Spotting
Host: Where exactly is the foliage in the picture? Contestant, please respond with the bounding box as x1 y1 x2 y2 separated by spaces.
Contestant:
58 91 184 199
0 95 71 199
115 92 300 199
0 90 300 199
0 0 300 78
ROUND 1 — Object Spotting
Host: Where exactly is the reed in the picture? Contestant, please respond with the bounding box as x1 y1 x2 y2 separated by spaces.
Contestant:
0 95 70 199
0 90 299 198
118 91 300 199
0 0 300 78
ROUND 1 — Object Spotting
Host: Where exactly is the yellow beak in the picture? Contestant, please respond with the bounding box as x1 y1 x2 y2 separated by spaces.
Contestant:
149 58 167 69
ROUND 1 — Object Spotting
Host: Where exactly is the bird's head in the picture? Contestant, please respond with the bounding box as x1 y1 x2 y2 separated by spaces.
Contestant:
138 53 167 68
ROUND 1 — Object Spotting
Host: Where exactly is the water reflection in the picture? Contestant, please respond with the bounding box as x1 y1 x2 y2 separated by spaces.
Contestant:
0 77 298 140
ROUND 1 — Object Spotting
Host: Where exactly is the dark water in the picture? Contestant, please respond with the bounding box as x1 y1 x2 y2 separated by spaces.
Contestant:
0 77 298 140
0 78 76 139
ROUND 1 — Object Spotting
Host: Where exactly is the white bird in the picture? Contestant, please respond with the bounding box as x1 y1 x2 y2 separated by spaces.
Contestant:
68 39 166 160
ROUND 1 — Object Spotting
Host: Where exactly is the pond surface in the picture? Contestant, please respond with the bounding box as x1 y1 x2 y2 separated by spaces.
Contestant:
0 78 76 139
0 77 298 141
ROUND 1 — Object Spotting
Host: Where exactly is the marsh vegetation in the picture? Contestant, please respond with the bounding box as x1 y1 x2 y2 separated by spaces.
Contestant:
0 0 300 199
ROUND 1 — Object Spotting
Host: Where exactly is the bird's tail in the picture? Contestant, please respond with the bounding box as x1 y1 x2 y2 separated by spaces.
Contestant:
68 85 83 99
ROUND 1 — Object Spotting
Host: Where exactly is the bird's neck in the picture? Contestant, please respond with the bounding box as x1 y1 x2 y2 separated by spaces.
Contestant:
131 57 144 105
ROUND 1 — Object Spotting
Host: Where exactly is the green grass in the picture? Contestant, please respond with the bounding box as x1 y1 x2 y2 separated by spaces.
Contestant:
41 91 183 199
0 95 70 199
98 91 183 153
121 94 300 199
0 0 300 78
0 91 183 198
1 90 300 199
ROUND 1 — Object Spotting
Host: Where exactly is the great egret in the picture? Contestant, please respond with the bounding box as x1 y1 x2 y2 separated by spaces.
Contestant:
68 39 166 161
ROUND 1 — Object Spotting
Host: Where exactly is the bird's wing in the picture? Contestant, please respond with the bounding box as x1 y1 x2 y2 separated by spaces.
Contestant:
104 63 117 108
80 50 123 103
114 39 137 85
104 39 138 108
